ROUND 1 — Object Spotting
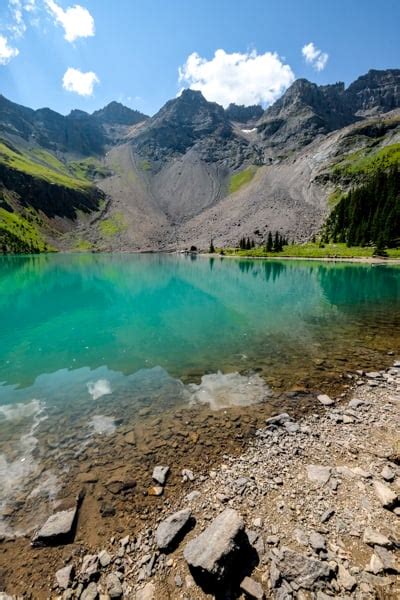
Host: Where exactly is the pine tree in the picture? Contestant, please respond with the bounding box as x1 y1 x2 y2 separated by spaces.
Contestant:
266 231 273 252
209 239 215 253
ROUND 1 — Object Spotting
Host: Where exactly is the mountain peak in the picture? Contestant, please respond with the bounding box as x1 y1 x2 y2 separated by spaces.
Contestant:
92 102 148 126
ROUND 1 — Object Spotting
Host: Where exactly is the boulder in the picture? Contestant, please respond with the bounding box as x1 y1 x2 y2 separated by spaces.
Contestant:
32 506 78 546
55 564 74 589
183 508 245 586
155 508 192 551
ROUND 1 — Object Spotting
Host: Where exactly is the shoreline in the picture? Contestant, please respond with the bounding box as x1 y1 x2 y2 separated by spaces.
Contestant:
201 252 400 265
1 361 399 598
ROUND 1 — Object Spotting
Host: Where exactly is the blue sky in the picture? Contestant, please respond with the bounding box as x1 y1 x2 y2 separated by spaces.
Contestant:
0 0 399 116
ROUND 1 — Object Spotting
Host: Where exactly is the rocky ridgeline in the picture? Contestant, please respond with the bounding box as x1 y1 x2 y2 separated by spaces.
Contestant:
3 363 400 599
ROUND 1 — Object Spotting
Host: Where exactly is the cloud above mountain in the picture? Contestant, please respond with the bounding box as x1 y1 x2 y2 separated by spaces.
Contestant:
302 42 329 71
62 67 99 95
45 0 95 42
0 35 19 65
178 49 295 108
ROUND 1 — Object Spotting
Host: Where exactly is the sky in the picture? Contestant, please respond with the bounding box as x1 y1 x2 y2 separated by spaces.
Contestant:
0 0 399 117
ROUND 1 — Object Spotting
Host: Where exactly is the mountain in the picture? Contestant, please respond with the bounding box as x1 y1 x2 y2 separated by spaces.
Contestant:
0 68 399 254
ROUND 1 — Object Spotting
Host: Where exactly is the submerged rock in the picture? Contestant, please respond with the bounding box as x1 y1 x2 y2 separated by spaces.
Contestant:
155 508 192 551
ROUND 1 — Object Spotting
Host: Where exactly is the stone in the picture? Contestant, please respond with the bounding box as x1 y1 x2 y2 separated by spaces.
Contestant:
373 480 398 509
174 574 182 587
348 399 367 409
277 548 333 589
147 486 163 496
373 546 400 573
320 508 334 523
284 421 299 434
309 531 326 552
183 508 245 585
266 413 292 426
135 583 155 600
80 582 98 600
293 528 308 546
98 549 112 567
106 573 123 598
337 565 356 591
269 560 281 588
366 371 381 379
186 490 201 502
381 465 395 481
124 431 136 445
32 506 78 546
155 508 192 551
240 576 264 599
105 477 136 495
362 527 391 547
80 555 99 581
367 552 384 575
152 465 169 485
182 469 195 481
317 394 334 406
306 465 331 485
55 564 74 590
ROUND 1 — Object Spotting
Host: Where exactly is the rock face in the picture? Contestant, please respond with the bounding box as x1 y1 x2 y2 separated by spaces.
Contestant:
155 508 192 551
183 508 246 587
31 506 78 546
225 103 264 123
92 101 148 126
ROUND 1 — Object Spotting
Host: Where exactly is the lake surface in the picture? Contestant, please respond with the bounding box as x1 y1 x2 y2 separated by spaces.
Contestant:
0 253 399 536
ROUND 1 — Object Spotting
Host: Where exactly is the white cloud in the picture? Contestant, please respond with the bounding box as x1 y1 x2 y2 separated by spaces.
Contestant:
0 34 19 65
62 67 99 95
45 0 95 42
302 42 329 72
8 0 26 37
178 49 295 108
24 0 36 11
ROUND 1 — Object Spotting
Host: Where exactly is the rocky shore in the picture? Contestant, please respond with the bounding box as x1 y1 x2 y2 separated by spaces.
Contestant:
1 362 400 599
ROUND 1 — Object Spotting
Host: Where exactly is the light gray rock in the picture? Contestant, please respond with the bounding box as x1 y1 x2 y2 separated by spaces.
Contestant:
306 465 331 485
277 548 333 589
317 394 334 406
373 546 400 573
362 527 391 547
106 573 123 598
186 490 201 502
348 398 367 409
266 413 292 426
284 421 300 434
366 371 381 379
155 508 192 551
240 576 264 599
183 508 244 583
320 508 335 523
381 465 395 482
135 582 155 600
373 480 398 509
31 506 77 546
80 582 98 600
182 469 195 481
55 564 74 590
337 564 356 591
309 531 326 552
80 555 99 581
98 549 112 567
269 560 281 588
152 465 169 485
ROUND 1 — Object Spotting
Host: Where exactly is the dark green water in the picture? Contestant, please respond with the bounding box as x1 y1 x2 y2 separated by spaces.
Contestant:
0 253 399 535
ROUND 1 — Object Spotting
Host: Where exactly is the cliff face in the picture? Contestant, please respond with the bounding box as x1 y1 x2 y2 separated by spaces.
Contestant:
346 69 400 114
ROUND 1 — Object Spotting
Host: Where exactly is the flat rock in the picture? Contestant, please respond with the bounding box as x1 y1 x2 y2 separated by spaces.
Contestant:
363 527 391 547
306 465 331 485
152 465 169 485
98 549 112 567
55 564 74 590
105 477 136 495
183 508 244 584
136 583 155 600
32 506 77 546
373 480 398 509
277 548 333 589
317 394 334 406
240 576 264 599
266 413 292 426
106 573 123 598
155 508 192 551
373 546 400 573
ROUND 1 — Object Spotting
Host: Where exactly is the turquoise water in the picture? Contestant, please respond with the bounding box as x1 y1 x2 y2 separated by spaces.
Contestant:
0 253 399 535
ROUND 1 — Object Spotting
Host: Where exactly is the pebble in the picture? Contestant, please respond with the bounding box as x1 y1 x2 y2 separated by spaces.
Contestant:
152 465 169 485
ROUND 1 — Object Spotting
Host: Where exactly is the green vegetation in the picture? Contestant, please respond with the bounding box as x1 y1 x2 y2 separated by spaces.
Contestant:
73 239 93 251
223 242 400 259
332 143 400 180
324 167 399 249
229 166 257 194
98 212 127 237
68 157 111 181
140 159 152 172
0 207 50 253
0 141 91 190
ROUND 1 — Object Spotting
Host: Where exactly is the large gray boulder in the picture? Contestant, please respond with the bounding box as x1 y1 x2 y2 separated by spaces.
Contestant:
276 548 334 590
31 506 78 546
183 508 246 587
155 508 192 551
